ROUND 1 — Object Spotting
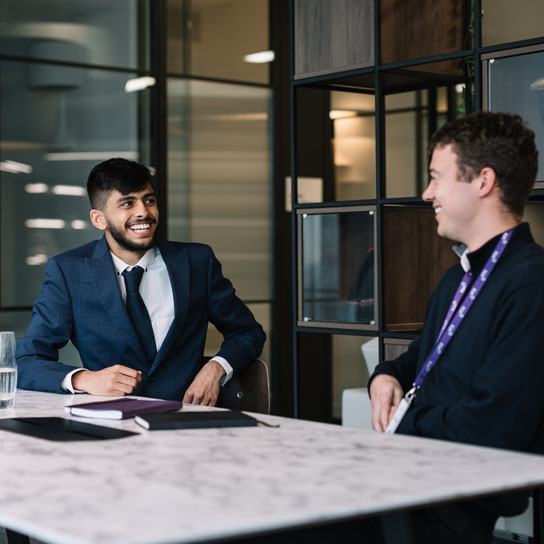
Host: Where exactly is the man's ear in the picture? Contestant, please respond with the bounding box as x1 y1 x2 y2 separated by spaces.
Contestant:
476 166 498 198
90 209 107 231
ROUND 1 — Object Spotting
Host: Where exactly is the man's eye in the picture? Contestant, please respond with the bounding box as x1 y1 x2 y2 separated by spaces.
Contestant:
146 199 156 205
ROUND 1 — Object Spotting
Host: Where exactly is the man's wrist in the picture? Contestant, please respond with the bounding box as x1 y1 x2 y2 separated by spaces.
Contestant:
72 369 91 392
207 359 226 379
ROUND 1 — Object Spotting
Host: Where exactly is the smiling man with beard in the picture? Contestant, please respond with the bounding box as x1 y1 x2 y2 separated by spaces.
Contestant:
17 158 265 404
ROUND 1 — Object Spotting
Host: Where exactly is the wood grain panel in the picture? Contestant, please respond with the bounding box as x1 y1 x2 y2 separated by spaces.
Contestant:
294 0 374 78
381 0 466 65
382 206 458 331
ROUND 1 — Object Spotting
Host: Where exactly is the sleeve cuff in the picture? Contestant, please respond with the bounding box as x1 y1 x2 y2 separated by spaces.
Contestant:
210 356 233 386
61 368 87 394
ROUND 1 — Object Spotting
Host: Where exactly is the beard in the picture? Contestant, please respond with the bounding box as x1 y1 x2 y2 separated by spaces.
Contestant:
106 218 157 252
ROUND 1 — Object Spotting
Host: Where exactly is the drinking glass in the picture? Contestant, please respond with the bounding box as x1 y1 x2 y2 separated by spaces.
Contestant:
0 331 17 409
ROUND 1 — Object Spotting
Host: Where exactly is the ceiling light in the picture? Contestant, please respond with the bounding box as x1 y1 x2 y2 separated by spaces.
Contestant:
71 220 88 229
26 254 48 266
329 110 358 120
243 50 275 64
25 218 66 229
52 185 87 196
125 77 156 93
25 183 48 193
44 151 139 161
0 160 33 174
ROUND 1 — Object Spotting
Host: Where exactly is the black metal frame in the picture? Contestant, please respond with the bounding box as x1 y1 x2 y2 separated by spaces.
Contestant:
288 0 544 540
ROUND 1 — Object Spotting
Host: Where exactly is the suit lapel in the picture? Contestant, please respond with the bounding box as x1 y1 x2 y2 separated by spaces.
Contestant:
85 236 148 367
150 240 190 373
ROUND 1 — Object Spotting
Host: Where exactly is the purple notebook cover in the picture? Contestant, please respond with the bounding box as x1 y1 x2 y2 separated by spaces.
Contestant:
66 398 183 420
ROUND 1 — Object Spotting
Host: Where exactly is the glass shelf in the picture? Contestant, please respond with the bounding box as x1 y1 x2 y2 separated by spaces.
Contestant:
297 206 377 330
483 44 544 188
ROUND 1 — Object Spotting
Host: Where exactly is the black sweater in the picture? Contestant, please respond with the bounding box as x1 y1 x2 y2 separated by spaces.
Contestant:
372 223 544 454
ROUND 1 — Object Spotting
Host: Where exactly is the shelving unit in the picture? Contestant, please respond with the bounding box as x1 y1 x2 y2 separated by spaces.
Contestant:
289 0 544 427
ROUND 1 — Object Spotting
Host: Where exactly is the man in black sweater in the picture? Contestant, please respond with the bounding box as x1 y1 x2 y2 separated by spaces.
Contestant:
369 112 544 543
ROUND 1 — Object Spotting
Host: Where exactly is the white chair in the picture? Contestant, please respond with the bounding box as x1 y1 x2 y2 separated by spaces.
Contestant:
341 337 379 429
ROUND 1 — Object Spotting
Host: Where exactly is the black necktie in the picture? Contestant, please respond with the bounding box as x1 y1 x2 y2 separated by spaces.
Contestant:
122 266 157 363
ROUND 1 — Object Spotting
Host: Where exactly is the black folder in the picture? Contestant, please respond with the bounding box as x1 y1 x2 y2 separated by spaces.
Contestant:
135 410 258 430
0 417 137 441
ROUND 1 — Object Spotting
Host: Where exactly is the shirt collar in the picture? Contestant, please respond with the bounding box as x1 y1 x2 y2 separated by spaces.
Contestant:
460 248 471 273
460 222 529 275
110 246 158 275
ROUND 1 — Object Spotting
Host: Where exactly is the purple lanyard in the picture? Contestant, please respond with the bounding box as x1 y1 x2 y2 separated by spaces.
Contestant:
413 228 514 389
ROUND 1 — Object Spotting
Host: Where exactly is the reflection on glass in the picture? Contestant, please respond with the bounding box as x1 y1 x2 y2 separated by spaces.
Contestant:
331 91 376 201
299 208 376 328
167 79 272 301
486 47 544 183
167 0 269 84
0 0 148 69
0 60 151 307
482 0 544 47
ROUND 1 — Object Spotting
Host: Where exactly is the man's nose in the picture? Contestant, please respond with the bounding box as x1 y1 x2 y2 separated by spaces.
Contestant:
422 181 434 202
133 201 147 216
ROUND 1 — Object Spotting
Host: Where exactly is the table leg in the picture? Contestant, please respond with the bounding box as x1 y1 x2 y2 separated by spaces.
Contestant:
534 488 544 544
381 511 414 544
5 529 30 544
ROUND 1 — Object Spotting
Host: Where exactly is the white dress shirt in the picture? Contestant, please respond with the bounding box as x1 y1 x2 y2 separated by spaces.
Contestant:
62 246 233 392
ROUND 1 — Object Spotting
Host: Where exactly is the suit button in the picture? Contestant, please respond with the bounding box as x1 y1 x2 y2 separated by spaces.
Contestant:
148 376 156 383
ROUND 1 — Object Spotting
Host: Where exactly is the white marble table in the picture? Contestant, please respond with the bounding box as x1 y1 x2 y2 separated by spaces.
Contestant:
1 390 544 544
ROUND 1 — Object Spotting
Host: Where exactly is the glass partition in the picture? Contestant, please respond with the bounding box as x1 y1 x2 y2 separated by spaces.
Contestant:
167 0 269 84
0 0 149 70
167 78 272 301
297 206 377 329
0 60 152 307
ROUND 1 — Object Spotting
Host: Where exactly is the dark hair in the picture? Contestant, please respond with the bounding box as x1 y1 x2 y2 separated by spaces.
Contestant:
87 158 153 210
429 111 538 218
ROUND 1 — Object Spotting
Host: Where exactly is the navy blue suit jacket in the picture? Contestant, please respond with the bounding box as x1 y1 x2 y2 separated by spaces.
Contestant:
16 236 266 400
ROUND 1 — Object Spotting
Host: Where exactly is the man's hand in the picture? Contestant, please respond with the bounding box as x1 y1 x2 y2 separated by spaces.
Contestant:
72 365 142 396
369 374 404 433
183 359 226 407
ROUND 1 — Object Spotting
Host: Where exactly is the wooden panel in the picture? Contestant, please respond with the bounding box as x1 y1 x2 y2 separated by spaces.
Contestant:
294 0 374 79
383 338 411 361
382 206 458 331
381 0 466 65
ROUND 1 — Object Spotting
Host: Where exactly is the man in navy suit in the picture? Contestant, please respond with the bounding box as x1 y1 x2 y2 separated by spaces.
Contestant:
17 158 265 405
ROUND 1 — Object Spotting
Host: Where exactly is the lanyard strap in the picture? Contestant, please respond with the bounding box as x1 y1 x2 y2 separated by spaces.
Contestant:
385 228 514 433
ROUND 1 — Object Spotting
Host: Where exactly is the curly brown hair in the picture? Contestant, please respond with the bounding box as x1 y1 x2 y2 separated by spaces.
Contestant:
429 112 538 218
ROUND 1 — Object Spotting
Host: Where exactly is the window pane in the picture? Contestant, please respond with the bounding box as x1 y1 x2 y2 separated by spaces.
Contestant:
167 0 269 84
167 79 272 301
0 0 149 70
482 0 544 47
299 208 376 328
0 60 152 307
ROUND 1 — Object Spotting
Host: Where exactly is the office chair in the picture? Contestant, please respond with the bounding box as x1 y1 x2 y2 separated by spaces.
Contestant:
205 358 270 415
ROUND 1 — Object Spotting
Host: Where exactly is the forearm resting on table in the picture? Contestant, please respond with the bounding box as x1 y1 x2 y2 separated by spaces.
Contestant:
71 365 142 396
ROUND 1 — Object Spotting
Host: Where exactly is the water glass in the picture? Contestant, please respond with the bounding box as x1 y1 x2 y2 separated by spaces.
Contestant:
0 331 17 409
